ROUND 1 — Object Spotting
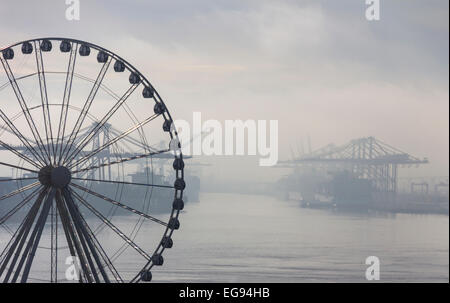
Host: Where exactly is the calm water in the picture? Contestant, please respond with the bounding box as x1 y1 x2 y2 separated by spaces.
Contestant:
153 193 449 282
1 193 448 282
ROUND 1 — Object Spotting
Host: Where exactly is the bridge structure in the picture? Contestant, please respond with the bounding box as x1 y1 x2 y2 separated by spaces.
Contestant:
285 137 429 201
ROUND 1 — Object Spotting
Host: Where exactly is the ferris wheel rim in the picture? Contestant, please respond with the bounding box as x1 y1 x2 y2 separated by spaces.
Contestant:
0 37 185 283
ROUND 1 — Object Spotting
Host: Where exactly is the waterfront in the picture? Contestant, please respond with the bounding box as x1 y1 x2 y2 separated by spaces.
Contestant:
152 193 449 282
0 192 448 282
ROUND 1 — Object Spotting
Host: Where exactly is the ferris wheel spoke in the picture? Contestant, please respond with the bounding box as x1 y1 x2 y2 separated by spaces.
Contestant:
71 148 171 176
70 182 169 226
67 113 160 170
0 188 48 282
16 188 56 283
0 188 43 254
0 72 39 92
0 223 22 265
0 121 36 145
0 162 39 174
50 201 58 283
0 56 51 165
65 83 140 166
55 190 93 283
0 187 48 264
56 43 78 165
54 191 88 283
1 224 13 235
59 57 112 165
0 109 48 166
0 186 43 225
72 177 173 189
0 139 42 168
73 200 123 283
62 188 111 283
69 189 152 261
34 41 55 162
0 181 40 202
63 192 102 283
0 176 37 183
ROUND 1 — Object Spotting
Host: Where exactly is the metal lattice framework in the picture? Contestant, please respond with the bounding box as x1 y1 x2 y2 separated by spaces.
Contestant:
288 137 428 195
0 38 185 283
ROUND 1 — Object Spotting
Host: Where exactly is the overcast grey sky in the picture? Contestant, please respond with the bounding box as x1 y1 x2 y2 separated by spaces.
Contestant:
0 0 448 181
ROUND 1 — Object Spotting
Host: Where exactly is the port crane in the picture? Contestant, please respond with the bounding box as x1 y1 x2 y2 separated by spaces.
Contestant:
283 136 428 199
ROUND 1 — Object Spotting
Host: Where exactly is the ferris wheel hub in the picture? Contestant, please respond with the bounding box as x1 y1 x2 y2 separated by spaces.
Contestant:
51 166 72 188
38 165 71 188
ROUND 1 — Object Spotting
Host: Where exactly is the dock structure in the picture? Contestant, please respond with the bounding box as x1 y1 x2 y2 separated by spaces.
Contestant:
285 137 429 202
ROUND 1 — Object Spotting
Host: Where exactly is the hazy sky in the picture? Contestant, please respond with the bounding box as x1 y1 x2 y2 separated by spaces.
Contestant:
0 0 448 182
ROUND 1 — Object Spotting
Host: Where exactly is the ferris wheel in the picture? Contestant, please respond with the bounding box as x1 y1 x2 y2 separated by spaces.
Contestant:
0 38 185 283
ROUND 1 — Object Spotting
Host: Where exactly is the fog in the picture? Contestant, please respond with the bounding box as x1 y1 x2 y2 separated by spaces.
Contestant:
0 0 448 284
0 0 448 183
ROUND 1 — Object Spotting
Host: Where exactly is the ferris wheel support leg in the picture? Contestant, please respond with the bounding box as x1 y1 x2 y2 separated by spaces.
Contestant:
0 186 42 226
18 189 56 283
0 188 47 282
55 191 85 283
63 188 109 283
73 197 122 283
64 203 101 283
50 202 58 283
56 190 94 283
